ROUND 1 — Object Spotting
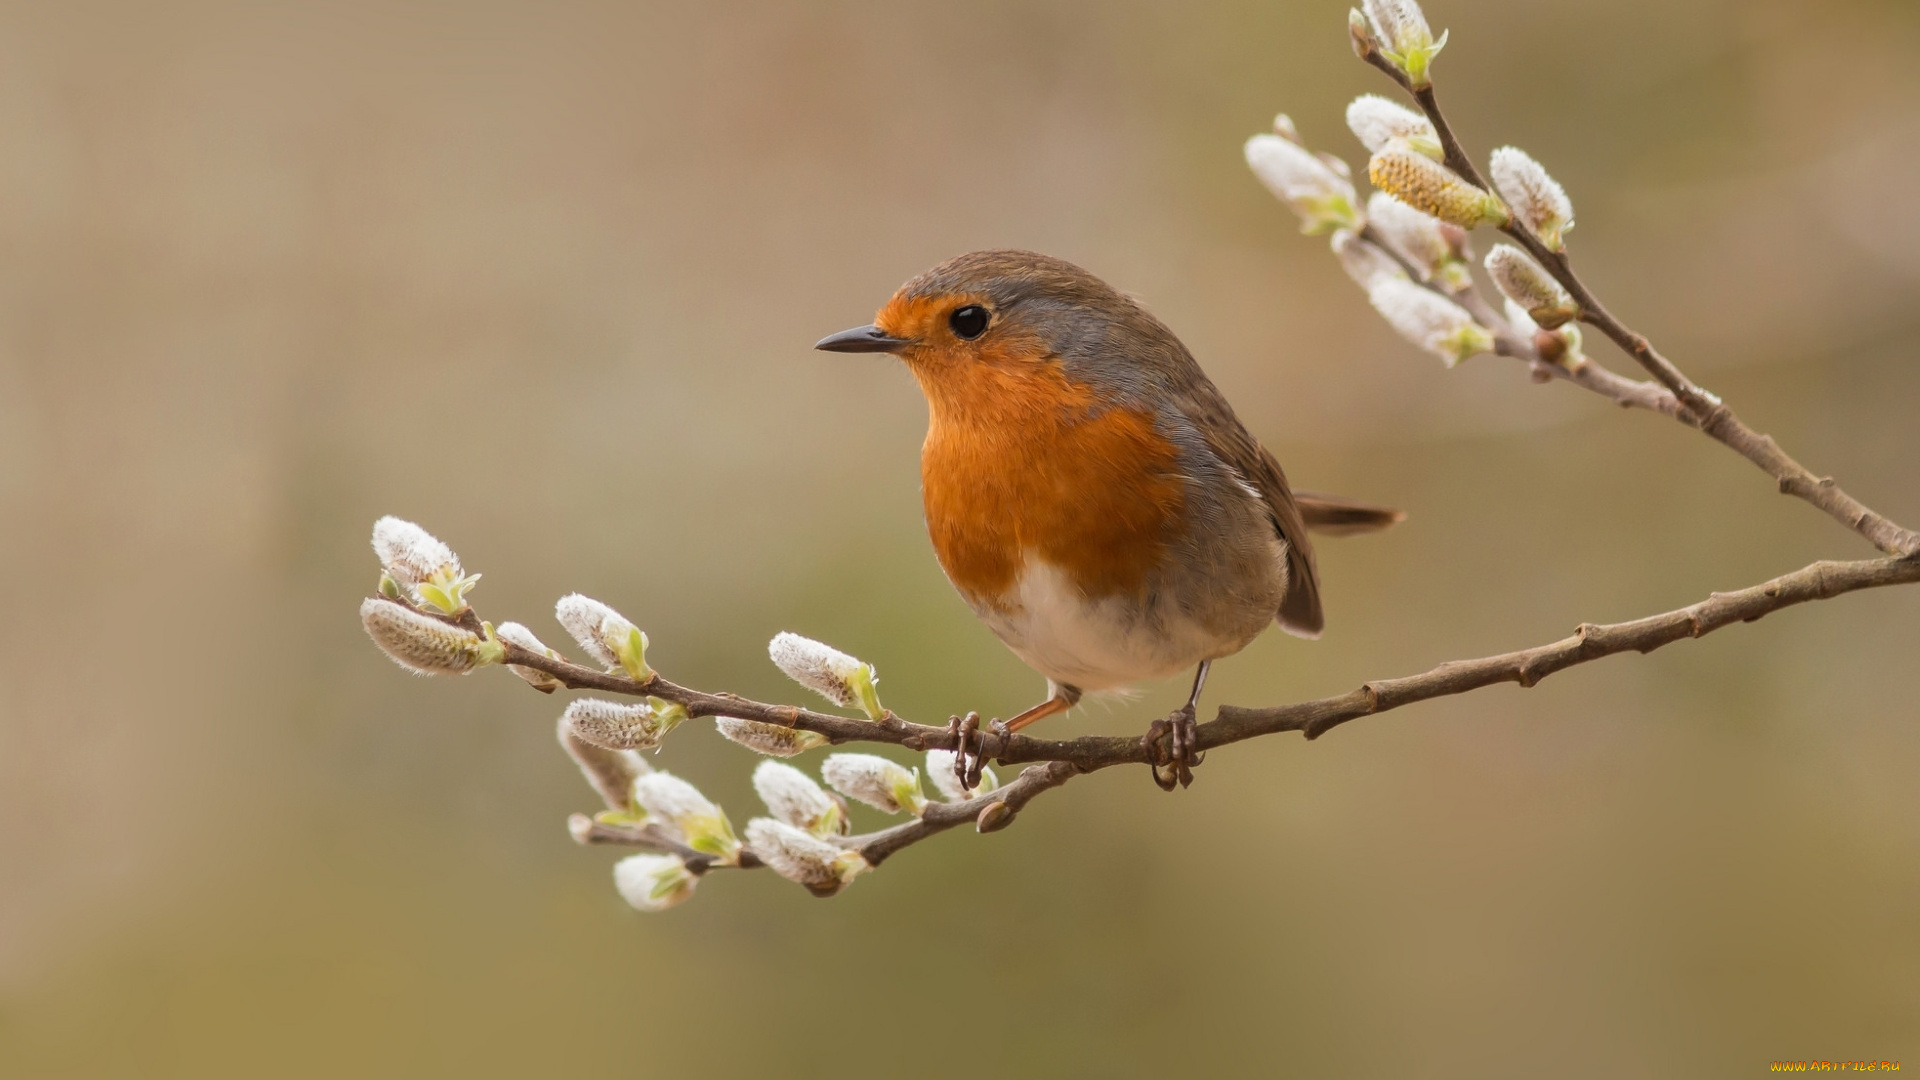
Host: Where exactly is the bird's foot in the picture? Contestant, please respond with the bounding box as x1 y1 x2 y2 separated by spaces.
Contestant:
946 712 1006 792
1144 704 1204 791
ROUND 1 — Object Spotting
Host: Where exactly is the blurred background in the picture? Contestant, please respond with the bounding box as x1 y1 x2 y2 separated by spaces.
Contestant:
2 0 1917 1075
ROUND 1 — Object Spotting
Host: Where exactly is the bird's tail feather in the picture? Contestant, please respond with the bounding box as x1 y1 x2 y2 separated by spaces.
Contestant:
1294 491 1405 536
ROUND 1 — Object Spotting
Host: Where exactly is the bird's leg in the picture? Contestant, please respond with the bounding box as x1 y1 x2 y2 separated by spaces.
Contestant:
1002 687 1080 732
1146 661 1210 791
950 686 1081 791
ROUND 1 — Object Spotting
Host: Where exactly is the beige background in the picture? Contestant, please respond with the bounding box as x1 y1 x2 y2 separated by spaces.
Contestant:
2 0 1917 1075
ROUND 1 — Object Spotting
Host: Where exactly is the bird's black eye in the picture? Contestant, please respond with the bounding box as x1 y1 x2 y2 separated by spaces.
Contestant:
949 304 990 340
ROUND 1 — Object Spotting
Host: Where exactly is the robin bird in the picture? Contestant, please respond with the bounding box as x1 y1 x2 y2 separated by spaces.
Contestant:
816 250 1401 790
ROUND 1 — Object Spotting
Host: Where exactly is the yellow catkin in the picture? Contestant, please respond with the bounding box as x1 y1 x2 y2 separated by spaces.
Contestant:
1369 146 1509 229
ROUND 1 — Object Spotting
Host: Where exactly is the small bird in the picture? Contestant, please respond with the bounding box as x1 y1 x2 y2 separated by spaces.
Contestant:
816 250 1400 789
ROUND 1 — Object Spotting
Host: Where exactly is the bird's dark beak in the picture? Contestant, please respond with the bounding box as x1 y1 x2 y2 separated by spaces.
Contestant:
814 324 912 354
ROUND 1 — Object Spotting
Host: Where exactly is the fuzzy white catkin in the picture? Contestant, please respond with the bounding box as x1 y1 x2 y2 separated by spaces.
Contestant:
496 621 562 691
495 620 549 654
1484 244 1578 326
821 753 925 816
567 813 597 844
632 772 720 832
1505 297 1541 336
752 761 844 836
1365 192 1457 278
1331 230 1407 290
714 717 828 758
767 632 869 708
635 772 741 863
553 593 625 669
371 516 458 589
1363 0 1434 52
1367 277 1491 365
745 817 867 889
556 712 651 810
1345 94 1437 154
1244 134 1352 209
612 854 697 912
1489 147 1574 250
359 599 492 675
563 698 672 752
925 749 999 802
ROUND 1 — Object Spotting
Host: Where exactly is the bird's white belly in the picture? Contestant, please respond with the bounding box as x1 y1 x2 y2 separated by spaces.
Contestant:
972 558 1244 692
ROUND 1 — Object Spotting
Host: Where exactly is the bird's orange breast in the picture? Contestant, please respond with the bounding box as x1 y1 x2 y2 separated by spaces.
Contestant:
913 353 1186 612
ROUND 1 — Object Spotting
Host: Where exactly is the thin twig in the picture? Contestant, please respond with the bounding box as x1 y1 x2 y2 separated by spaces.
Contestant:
568 760 1081 874
1358 222 1683 419
1546 352 1687 419
1363 55 1920 556
1213 552 1920 740
567 815 764 872
852 761 1081 865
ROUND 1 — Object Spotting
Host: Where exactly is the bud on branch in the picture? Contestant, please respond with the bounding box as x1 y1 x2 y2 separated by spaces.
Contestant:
557 712 651 815
554 594 652 681
716 717 830 757
633 772 742 865
496 621 563 692
1366 191 1473 292
1369 144 1510 229
745 818 870 895
822 753 930 817
1366 277 1495 366
1331 229 1408 290
562 697 688 753
1489 146 1575 251
1486 243 1579 328
371 517 480 615
1358 0 1448 88
768 632 886 720
359 599 504 675
1346 94 1440 159
613 853 698 912
1245 133 1363 235
753 761 849 838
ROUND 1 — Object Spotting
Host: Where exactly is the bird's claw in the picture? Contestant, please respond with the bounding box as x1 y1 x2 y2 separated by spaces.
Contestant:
1144 705 1204 791
946 712 1003 791
946 713 978 790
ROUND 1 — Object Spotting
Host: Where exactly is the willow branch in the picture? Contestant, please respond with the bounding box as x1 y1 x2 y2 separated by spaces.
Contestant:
568 815 764 872
377 546 1916 885
438 548 1919 780
1361 53 1920 557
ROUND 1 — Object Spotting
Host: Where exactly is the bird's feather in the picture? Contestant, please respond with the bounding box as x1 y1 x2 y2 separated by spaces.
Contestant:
1295 491 1406 536
1173 382 1325 639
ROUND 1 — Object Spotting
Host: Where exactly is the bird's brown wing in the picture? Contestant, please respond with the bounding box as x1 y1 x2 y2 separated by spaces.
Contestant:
1184 394 1325 639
